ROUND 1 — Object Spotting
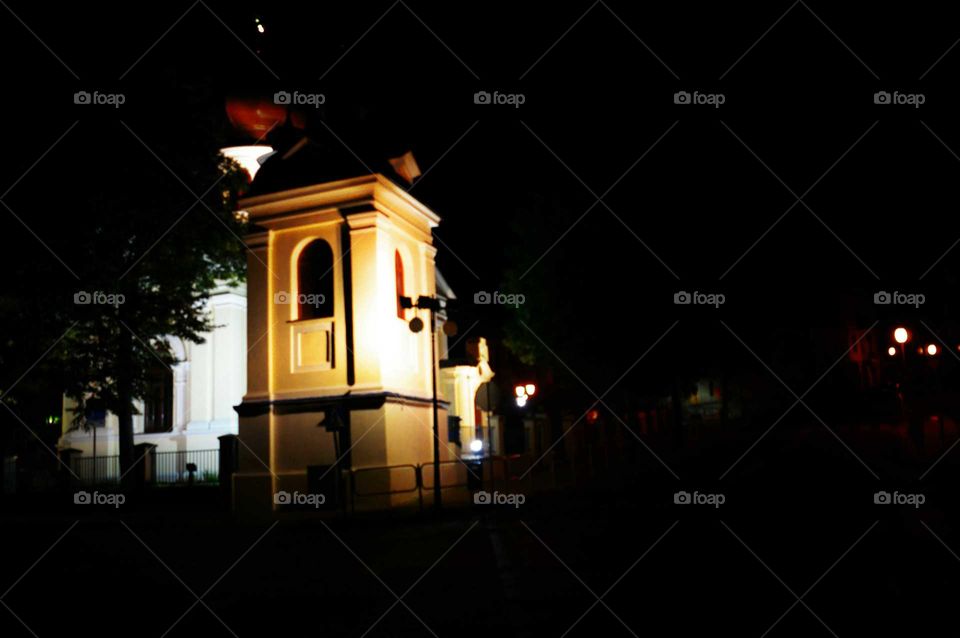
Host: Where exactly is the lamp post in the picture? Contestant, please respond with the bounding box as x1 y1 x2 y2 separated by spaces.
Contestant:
894 327 909 364
401 294 443 510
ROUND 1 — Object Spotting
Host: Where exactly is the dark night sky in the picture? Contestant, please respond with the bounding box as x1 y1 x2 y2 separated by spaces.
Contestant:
3 1 960 385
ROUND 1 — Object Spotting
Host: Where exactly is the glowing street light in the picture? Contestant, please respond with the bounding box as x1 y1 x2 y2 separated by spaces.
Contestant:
887 346 897 356
515 383 537 407
894 327 909 344
927 344 938 356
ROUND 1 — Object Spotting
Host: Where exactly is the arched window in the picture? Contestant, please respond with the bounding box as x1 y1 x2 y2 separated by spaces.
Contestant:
143 362 173 433
395 250 406 319
297 239 334 320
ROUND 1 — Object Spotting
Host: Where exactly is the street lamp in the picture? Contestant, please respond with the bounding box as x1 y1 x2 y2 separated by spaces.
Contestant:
515 383 536 407
927 344 938 356
894 327 909 344
400 294 445 510
887 346 897 356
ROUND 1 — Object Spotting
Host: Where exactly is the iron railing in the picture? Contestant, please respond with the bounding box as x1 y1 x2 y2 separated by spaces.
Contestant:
70 455 121 485
154 449 219 484
69 449 219 485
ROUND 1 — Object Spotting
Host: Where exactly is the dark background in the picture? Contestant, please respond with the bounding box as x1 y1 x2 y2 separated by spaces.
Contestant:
3 2 960 636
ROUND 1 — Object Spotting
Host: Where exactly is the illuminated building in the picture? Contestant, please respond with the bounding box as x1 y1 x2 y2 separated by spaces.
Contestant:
58 144 494 504
233 148 494 513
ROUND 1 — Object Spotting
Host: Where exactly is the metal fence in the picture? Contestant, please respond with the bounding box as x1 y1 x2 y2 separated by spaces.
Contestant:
346 454 545 513
70 455 121 485
68 449 219 485
154 449 219 484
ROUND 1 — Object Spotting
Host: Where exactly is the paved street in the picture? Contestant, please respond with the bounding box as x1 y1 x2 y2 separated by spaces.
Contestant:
4 419 960 636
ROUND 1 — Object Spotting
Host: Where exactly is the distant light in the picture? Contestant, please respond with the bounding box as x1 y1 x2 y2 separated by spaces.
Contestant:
928 344 938 356
887 346 896 356
586 409 599 424
515 385 526 398
469 439 483 453
516 396 527 407
894 327 909 344
524 383 536 396
257 23 265 33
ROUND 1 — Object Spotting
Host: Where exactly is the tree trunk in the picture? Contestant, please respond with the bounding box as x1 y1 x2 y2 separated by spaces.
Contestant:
117 324 135 489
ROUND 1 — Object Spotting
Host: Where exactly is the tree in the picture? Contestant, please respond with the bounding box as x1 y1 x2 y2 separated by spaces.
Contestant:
2 81 250 487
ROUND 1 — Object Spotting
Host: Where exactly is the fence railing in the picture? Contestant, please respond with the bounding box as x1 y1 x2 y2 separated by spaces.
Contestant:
68 450 219 486
346 454 546 513
70 455 121 485
154 449 219 484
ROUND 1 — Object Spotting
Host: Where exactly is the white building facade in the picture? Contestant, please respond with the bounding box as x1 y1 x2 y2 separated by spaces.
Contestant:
58 286 247 467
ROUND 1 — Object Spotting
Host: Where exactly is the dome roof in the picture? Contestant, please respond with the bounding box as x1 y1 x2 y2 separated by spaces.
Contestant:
246 121 415 196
